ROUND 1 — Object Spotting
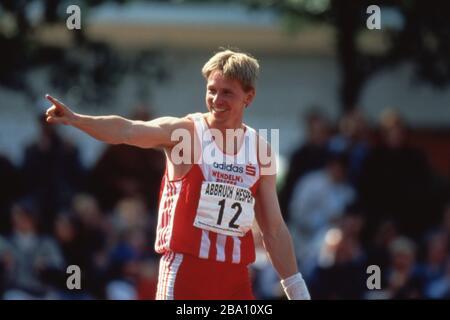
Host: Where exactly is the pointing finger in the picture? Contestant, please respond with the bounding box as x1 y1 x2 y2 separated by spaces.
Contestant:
46 116 55 124
45 94 63 107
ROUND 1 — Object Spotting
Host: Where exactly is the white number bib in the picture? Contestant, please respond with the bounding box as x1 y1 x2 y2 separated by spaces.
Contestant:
193 181 255 237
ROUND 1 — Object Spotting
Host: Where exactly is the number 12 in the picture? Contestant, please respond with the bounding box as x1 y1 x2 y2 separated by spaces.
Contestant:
217 199 242 229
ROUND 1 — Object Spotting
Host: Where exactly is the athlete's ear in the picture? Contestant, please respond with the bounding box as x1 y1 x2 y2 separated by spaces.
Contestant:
244 88 255 107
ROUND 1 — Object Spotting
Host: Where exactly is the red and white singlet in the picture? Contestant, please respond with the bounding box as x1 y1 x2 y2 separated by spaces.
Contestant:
155 114 260 300
155 114 261 299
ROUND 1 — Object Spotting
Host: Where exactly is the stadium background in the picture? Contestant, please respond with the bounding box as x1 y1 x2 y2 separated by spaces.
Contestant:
0 0 449 299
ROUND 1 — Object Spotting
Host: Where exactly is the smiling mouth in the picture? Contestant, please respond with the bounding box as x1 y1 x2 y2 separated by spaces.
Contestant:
212 106 227 113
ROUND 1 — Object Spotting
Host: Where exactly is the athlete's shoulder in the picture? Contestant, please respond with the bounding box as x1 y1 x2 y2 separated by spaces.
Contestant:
253 130 277 176
154 115 194 132
183 112 208 121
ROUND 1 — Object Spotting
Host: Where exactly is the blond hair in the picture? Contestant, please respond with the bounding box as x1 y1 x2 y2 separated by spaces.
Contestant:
201 49 259 91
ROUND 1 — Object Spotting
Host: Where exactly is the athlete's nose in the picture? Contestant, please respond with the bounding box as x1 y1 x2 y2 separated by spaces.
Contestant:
212 93 224 106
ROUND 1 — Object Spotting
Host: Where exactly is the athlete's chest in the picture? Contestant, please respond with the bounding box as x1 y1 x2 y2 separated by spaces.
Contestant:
200 161 259 188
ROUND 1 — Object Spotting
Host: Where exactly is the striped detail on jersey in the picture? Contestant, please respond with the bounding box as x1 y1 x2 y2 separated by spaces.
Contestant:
216 234 227 262
196 230 243 264
232 236 241 264
199 230 210 259
156 252 183 300
154 114 261 266
155 178 182 253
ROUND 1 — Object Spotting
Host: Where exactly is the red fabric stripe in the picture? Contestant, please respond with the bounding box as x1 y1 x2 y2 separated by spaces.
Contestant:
224 235 234 263
208 232 217 261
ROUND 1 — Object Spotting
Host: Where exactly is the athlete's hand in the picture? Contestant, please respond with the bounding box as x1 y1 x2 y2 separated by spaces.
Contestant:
45 94 76 125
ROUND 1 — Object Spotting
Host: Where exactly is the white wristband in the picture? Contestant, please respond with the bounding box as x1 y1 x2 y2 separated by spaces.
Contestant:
281 272 311 300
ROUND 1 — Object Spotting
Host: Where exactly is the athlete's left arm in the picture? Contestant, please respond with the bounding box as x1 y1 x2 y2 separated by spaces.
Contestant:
254 136 311 299
254 173 298 279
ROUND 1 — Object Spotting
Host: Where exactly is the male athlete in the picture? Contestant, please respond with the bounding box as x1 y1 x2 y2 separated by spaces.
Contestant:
45 49 310 300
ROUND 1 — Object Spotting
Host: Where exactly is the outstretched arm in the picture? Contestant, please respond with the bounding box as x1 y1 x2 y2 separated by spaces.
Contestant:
45 94 190 148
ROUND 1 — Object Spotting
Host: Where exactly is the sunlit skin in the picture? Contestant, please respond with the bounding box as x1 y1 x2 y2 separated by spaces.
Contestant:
204 70 255 155
205 70 255 132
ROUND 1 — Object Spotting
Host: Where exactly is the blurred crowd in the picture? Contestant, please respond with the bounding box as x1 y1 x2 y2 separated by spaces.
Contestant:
0 107 164 300
273 107 450 300
0 106 449 300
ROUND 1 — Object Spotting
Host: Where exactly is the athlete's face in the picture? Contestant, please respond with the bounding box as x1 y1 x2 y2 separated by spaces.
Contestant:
205 70 255 127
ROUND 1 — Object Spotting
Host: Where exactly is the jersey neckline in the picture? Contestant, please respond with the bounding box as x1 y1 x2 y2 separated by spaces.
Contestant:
200 114 250 158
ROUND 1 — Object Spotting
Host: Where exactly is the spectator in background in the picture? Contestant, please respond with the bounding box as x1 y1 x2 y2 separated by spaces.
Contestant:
359 109 434 241
110 197 152 236
70 193 109 298
21 114 85 233
53 213 97 299
328 109 371 187
288 152 355 276
105 239 141 300
109 197 157 259
105 225 158 300
0 235 13 296
366 219 399 272
308 214 367 299
417 231 448 286
425 256 450 299
54 214 86 273
279 108 331 222
104 197 159 299
88 106 165 213
417 203 450 288
0 201 64 299
436 202 450 238
381 237 424 299
0 154 21 235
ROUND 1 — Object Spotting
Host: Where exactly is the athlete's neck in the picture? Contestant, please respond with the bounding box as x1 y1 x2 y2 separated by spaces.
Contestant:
204 113 246 155
205 113 245 133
